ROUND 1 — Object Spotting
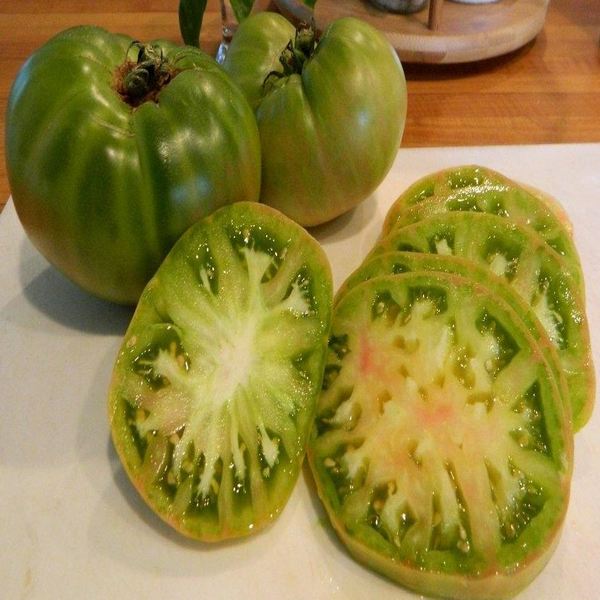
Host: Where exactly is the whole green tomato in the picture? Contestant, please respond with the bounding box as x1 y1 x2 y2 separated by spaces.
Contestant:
223 13 407 227
6 26 261 305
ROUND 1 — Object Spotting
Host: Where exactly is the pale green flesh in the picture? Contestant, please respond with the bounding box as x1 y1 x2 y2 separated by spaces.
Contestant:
131 243 315 497
110 203 332 538
310 274 571 597
335 251 569 404
370 211 594 430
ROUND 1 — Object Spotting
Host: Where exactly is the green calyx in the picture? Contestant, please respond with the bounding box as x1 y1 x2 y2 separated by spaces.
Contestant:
118 42 175 106
264 21 317 89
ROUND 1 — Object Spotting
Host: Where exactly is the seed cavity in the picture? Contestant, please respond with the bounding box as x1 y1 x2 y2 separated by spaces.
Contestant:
258 423 279 469
372 291 402 323
198 264 217 293
395 335 420 353
467 392 495 412
329 445 367 503
391 262 410 275
329 333 350 359
475 310 519 377
407 439 422 467
444 462 471 553
490 459 546 543
281 272 313 316
511 382 550 456
408 286 448 317
430 492 460 551
488 253 511 278
483 237 521 281
322 391 361 432
532 277 566 349
377 389 392 414
132 326 190 390
454 346 476 390
322 364 341 391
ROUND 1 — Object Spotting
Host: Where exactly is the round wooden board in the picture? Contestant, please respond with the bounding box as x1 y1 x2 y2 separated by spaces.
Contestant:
272 0 550 63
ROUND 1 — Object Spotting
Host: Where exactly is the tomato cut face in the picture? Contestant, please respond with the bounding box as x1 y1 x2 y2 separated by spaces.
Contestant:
308 273 572 600
381 166 581 277
336 250 570 405
109 202 333 541
371 211 594 431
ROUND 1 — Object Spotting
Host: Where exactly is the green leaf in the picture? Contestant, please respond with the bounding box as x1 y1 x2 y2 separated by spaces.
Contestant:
178 0 208 47
230 0 254 23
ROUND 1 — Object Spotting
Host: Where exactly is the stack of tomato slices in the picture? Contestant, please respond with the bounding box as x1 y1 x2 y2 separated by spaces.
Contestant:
307 165 593 599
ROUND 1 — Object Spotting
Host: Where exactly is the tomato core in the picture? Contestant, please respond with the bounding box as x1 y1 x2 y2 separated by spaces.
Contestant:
114 42 178 107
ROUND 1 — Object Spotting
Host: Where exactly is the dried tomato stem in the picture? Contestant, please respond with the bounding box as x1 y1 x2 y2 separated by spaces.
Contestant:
118 42 174 106
263 21 317 90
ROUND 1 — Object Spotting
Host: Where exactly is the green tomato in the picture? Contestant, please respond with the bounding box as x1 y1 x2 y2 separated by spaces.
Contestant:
223 13 407 226
109 201 333 541
6 26 261 305
310 271 572 599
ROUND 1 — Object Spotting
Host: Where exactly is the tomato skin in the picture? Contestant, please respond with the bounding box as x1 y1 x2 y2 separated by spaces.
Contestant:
6 26 261 305
223 13 407 226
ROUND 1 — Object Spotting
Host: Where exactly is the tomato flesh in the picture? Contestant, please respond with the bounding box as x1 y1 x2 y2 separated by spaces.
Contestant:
109 202 333 540
309 273 572 599
372 211 594 431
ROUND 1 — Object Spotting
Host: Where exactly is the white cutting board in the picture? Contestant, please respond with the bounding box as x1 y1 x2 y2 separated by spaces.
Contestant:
2 144 599 599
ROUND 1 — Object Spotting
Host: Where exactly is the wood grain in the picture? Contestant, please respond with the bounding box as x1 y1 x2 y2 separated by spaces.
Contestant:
1 0 600 212
310 0 550 63
428 0 444 31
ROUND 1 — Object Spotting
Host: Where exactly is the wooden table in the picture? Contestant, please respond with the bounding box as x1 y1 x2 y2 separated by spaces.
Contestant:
1 0 599 211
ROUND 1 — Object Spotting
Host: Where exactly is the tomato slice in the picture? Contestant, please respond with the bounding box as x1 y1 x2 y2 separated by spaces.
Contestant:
382 165 581 277
309 272 572 599
372 211 594 431
109 202 332 540
337 250 569 405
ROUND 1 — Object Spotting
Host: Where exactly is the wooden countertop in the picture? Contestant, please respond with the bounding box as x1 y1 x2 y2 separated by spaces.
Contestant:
1 0 599 211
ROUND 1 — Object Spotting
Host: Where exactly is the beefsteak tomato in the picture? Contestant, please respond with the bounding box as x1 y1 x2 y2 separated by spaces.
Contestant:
223 13 407 226
5 26 261 304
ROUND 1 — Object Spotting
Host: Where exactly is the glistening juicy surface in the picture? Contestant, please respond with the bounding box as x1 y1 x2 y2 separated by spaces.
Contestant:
109 202 332 540
135 247 313 496
309 273 572 599
335 250 569 409
371 212 594 430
